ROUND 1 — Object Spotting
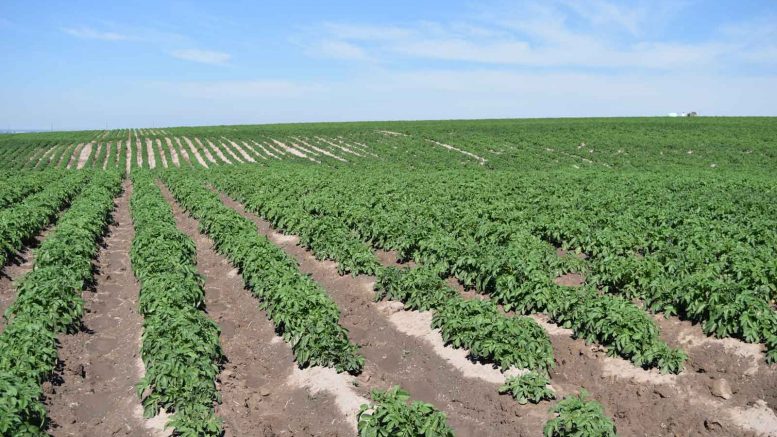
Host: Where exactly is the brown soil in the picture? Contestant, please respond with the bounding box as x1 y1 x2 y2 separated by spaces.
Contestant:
145 139 156 169
46 181 151 436
76 143 93 170
159 184 352 436
218 192 546 436
154 139 168 169
66 143 85 169
182 137 209 167
164 138 180 167
438 258 777 435
173 138 192 165
102 142 111 170
0 227 53 334
192 138 217 165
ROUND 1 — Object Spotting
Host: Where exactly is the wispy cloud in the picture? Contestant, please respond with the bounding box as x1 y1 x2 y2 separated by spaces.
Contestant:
62 26 131 41
302 0 774 72
171 49 231 65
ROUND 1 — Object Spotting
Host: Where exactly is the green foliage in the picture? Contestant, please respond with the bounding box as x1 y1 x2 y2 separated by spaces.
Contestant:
162 170 363 374
0 171 87 268
0 170 121 434
544 390 616 437
433 298 555 372
129 170 223 435
499 372 555 405
358 386 454 437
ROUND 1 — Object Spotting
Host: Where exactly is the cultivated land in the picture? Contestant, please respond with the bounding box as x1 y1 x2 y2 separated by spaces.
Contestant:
0 117 775 436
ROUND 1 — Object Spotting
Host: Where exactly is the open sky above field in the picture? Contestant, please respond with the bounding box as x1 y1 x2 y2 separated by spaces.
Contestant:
1 0 776 129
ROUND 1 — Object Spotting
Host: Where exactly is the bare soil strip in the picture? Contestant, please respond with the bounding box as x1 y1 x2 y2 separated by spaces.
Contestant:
154 139 168 169
164 138 180 167
238 140 266 160
174 138 192 166
203 139 233 164
145 139 156 169
0 227 53 334
76 143 93 170
219 140 244 163
46 182 154 437
313 136 365 158
159 185 352 436
125 140 132 175
135 139 143 168
91 143 103 168
218 193 540 436
36 145 59 168
270 139 318 163
66 143 85 169
426 139 487 165
193 138 218 164
56 144 74 168
283 140 319 157
433 257 777 436
180 137 208 168
102 142 112 170
334 137 378 157
251 140 282 158
291 138 347 162
376 130 407 137
220 137 254 163
248 140 278 159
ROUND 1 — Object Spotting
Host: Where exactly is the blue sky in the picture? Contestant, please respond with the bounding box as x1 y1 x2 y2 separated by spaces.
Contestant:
1 0 775 130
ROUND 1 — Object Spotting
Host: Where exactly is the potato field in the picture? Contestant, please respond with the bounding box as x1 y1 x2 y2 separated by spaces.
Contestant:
0 117 775 436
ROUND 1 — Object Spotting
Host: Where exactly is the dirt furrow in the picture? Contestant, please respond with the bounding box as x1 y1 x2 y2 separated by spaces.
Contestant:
221 138 255 163
145 139 156 169
158 184 351 436
292 138 347 162
238 140 266 160
0 227 53 334
91 143 103 168
66 143 85 169
426 139 487 165
102 143 112 170
46 181 154 437
181 137 209 167
204 139 233 164
154 139 168 169
125 140 132 174
251 140 281 159
192 137 218 164
435 257 777 436
76 143 93 170
135 139 143 168
218 140 243 163
217 192 539 436
164 138 179 167
173 138 191 165
313 136 365 158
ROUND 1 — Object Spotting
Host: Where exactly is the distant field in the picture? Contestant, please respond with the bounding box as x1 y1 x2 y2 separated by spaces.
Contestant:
0 117 775 436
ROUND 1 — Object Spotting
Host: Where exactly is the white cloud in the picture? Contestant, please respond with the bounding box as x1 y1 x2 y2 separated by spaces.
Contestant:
171 49 231 65
62 26 130 41
312 40 371 61
303 0 774 71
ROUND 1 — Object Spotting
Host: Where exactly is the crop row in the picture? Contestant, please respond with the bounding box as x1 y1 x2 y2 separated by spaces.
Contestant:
0 170 61 210
209 169 556 373
209 167 618 434
0 171 121 434
210 166 686 373
0 171 87 268
129 170 223 435
160 170 364 373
